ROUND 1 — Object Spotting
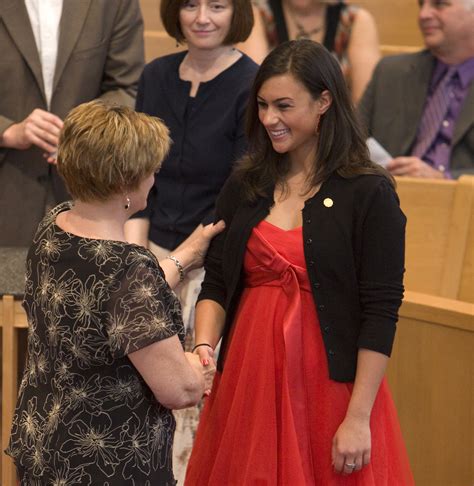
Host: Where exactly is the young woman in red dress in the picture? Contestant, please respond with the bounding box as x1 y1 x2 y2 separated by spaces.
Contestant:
186 39 414 485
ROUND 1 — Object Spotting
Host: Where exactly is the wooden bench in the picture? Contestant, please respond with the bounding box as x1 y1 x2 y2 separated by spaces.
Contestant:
390 176 474 484
397 175 474 303
387 291 474 485
0 247 29 485
0 297 27 486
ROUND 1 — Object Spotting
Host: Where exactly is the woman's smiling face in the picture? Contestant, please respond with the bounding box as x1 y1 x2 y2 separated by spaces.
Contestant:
179 0 234 50
257 73 330 161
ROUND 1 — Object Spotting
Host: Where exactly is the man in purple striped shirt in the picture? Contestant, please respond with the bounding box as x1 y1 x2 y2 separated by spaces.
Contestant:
359 0 474 179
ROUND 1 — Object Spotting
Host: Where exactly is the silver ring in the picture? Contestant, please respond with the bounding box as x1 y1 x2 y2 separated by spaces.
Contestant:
345 463 356 469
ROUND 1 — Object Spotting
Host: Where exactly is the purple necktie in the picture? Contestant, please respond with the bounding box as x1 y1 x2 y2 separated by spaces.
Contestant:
412 66 457 159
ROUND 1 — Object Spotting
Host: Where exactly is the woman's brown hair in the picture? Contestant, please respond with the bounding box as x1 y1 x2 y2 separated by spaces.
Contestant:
236 39 394 202
160 0 254 45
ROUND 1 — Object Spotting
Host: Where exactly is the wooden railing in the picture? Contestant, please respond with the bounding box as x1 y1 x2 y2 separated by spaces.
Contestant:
0 297 28 485
387 291 474 485
387 176 474 485
398 176 474 302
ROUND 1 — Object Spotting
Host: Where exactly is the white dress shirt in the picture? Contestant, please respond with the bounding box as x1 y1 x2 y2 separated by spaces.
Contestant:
25 0 63 109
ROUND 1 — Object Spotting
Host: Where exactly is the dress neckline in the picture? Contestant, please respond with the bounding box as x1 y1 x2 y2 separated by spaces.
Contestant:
260 219 303 232
51 202 139 246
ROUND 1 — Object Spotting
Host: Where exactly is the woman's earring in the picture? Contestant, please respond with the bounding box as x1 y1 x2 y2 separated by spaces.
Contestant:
315 117 321 135
124 196 131 211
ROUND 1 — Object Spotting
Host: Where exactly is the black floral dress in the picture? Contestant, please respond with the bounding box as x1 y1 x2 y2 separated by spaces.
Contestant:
6 202 184 485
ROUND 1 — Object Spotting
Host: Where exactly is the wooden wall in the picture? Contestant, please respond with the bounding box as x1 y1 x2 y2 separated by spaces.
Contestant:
398 176 474 303
349 0 423 48
140 0 184 61
139 0 424 62
387 292 474 486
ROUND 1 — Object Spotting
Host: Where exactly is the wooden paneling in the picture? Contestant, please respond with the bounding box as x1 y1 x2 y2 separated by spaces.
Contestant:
141 0 182 61
348 0 423 48
387 291 474 485
400 178 455 296
144 31 184 61
398 176 474 303
0 297 27 485
458 206 474 303
141 0 164 31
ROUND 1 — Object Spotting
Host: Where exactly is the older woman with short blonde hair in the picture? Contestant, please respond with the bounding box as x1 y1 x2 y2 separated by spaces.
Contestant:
6 100 223 485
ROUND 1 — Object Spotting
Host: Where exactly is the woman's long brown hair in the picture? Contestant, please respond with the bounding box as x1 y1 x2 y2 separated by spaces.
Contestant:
235 39 393 202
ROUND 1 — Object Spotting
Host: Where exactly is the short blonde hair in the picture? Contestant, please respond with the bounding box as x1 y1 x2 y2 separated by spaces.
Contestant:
57 100 170 202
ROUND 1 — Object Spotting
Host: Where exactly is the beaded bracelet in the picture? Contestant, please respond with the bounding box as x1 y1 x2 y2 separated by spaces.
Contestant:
165 255 185 283
192 343 213 353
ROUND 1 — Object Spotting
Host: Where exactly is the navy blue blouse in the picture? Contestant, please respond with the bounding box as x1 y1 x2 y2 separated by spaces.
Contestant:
134 51 258 250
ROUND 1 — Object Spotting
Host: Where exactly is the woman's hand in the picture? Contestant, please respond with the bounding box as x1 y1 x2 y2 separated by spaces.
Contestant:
193 344 215 367
159 220 225 289
332 349 387 473
202 361 216 396
185 351 216 396
331 414 371 474
185 220 225 271
193 345 216 396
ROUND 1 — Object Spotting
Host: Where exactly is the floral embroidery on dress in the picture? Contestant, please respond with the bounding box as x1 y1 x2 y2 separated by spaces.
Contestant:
7 202 183 485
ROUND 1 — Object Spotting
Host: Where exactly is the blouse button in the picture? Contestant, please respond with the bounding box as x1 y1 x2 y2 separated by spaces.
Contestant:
309 260 315 266
328 349 335 356
305 218 311 224
306 238 313 245
323 326 330 333
318 304 325 311
313 282 321 289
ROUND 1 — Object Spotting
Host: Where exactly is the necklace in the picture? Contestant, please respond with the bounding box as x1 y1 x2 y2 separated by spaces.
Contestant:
293 19 323 40
286 4 324 40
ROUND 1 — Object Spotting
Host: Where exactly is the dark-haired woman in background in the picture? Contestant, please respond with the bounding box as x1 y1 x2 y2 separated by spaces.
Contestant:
186 40 414 484
124 0 258 479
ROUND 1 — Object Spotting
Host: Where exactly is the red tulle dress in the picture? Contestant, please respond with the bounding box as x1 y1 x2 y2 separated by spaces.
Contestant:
185 221 414 485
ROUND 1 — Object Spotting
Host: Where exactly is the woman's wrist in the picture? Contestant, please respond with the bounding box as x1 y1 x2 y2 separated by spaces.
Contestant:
172 246 197 272
344 409 371 423
192 343 213 353
165 255 185 283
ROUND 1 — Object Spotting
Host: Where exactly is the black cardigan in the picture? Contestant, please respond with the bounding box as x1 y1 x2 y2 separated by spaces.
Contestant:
198 172 406 382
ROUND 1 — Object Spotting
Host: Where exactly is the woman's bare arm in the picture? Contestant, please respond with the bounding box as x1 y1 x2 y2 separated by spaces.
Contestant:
236 4 269 65
192 299 226 365
128 334 213 409
331 348 388 473
347 7 380 104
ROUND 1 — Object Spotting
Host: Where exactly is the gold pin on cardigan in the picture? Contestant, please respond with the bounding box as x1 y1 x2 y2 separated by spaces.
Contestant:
323 198 334 208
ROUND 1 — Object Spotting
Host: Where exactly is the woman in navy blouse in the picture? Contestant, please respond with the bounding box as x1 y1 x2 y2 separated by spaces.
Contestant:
125 0 258 480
